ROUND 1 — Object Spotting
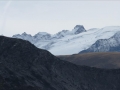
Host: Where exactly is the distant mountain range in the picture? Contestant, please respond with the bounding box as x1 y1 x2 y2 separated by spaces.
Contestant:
13 25 86 43
12 25 120 55
1 36 120 90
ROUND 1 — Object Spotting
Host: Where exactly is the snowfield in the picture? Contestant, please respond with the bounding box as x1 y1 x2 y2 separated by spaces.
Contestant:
13 25 120 55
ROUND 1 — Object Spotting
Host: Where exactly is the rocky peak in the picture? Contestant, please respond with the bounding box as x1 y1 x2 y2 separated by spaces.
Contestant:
33 32 51 40
53 30 70 39
13 32 32 37
72 25 86 34
22 32 27 35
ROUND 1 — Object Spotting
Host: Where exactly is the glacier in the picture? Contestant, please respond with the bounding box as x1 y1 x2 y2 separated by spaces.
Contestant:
12 25 120 55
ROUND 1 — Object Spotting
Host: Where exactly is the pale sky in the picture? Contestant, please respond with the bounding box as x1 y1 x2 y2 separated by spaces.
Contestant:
0 0 120 36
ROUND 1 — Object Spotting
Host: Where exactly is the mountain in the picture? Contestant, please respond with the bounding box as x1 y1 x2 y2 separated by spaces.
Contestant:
12 32 51 43
80 31 120 53
12 32 35 44
52 30 70 39
72 25 86 34
52 25 86 39
33 32 51 41
1 36 120 90
13 26 120 55
58 52 120 69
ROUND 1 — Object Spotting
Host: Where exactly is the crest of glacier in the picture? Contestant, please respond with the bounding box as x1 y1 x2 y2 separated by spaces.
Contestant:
12 26 120 55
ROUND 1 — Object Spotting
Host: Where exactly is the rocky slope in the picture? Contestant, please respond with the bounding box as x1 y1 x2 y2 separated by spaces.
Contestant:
80 31 120 53
1 36 120 90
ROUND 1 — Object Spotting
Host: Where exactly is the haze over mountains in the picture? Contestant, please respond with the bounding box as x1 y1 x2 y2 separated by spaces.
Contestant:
1 36 120 90
13 25 120 55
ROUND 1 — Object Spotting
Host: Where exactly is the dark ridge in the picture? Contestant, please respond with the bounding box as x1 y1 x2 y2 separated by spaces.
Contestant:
1 36 120 90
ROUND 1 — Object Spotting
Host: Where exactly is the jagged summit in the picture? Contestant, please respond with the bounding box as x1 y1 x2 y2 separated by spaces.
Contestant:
52 30 70 39
72 25 86 34
13 32 34 44
35 32 50 35
22 32 28 35
34 32 51 40
13 25 86 41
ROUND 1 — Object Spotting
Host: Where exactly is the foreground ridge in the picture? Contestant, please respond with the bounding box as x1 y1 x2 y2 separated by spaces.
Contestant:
0 36 120 90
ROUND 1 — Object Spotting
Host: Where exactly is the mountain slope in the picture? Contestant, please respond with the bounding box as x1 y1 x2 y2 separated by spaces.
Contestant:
1 36 120 90
80 31 120 53
13 26 120 55
58 52 120 69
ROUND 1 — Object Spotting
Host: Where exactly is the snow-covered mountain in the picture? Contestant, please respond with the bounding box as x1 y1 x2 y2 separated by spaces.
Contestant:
80 31 120 53
12 25 120 55
12 32 52 43
12 32 35 44
72 25 86 34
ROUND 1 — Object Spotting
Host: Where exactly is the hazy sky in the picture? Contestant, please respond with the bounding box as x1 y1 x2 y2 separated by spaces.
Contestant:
0 0 120 36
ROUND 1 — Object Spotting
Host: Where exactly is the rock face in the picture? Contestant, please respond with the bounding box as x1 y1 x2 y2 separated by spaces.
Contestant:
72 25 86 34
1 36 120 90
80 31 120 53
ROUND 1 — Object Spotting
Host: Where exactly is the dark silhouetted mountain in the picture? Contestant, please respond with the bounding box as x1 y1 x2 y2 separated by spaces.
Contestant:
58 52 120 69
1 36 120 90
